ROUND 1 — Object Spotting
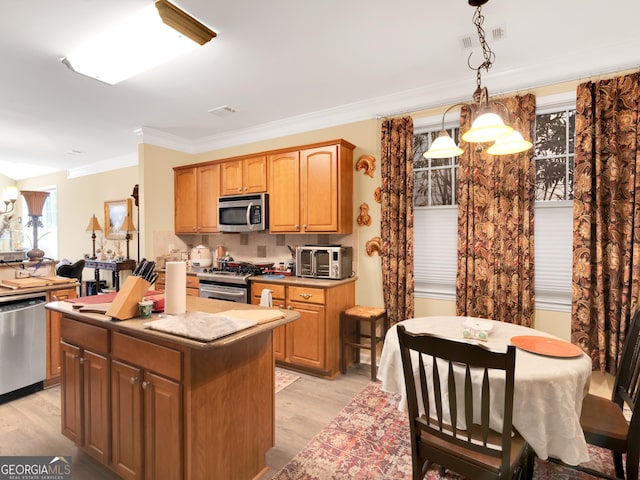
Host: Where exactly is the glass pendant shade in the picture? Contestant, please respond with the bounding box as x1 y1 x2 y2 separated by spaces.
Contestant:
423 131 464 159
462 112 513 143
486 131 533 155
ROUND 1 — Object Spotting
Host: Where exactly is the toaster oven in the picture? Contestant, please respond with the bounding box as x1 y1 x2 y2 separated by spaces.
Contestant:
296 245 352 280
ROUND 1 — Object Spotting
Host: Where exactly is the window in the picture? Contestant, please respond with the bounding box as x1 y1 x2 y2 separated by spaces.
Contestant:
413 98 576 311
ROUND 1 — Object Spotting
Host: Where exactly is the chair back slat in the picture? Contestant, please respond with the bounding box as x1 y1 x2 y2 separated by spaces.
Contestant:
614 308 640 413
397 325 521 479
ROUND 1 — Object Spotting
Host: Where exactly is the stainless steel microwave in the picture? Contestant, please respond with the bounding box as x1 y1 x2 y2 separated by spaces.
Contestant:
218 193 268 232
296 245 353 280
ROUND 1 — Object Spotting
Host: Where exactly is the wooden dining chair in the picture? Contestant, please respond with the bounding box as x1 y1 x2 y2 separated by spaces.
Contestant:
576 307 640 480
397 325 534 480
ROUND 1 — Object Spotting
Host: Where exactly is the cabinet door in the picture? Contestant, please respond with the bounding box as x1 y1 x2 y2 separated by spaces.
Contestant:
220 160 244 196
144 372 182 480
268 152 301 232
300 145 339 232
83 350 110 464
286 301 326 369
112 360 143 480
197 163 220 233
61 341 83 444
47 288 77 382
174 167 198 233
243 156 268 193
273 326 286 361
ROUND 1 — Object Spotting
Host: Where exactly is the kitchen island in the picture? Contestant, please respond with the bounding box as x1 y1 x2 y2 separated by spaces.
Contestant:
46 296 299 480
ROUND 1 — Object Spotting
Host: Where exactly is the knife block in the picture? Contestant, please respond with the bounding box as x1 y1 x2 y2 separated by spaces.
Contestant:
106 276 152 320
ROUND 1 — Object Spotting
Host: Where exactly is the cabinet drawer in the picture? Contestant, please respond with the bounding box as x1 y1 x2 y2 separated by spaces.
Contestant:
288 286 325 305
186 275 199 289
251 282 285 300
60 317 109 354
112 332 182 381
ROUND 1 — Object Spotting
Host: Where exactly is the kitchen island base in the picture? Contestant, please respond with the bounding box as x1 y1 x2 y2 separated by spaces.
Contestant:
50 297 297 480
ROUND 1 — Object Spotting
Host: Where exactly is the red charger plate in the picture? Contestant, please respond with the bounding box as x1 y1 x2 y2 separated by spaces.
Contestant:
510 335 583 358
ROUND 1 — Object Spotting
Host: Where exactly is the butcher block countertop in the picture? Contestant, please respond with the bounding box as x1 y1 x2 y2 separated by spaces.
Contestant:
46 295 299 350
0 280 80 297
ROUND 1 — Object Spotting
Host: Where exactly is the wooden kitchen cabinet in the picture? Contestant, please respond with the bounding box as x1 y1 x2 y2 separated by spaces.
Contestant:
251 279 355 377
155 272 199 297
111 333 182 480
174 163 220 234
46 286 77 387
60 318 110 465
220 155 267 196
251 282 286 360
268 139 354 234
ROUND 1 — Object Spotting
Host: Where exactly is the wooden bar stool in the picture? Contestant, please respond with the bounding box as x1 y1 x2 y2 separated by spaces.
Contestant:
340 306 387 381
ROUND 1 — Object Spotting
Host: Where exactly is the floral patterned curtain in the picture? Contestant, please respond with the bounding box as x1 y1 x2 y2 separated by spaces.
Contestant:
380 117 415 326
456 94 536 327
572 72 640 374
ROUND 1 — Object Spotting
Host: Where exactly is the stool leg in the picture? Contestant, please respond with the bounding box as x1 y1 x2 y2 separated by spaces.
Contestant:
355 319 361 364
340 313 347 374
370 318 377 381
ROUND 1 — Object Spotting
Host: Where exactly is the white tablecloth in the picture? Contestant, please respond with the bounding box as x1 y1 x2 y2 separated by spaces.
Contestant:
378 316 593 466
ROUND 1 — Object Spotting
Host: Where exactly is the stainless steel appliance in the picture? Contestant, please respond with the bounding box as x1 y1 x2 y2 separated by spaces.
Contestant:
0 292 46 402
197 271 252 303
296 245 353 280
218 193 268 232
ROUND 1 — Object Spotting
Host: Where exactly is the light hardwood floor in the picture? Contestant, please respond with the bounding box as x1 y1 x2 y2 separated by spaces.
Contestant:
0 365 372 480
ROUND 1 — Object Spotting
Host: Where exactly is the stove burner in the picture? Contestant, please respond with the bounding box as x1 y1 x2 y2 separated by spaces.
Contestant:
195 261 268 285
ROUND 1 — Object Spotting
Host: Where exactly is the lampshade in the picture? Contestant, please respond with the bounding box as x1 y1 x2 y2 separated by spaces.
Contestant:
86 214 102 232
121 215 137 233
461 111 514 143
486 131 534 155
21 190 50 217
424 131 465 159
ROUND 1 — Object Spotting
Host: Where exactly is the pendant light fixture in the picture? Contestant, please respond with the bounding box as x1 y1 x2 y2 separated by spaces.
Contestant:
424 0 532 159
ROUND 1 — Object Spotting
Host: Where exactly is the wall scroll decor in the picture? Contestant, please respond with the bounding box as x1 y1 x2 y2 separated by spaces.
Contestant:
355 155 376 178
374 187 382 203
357 203 372 226
104 198 133 240
365 236 381 256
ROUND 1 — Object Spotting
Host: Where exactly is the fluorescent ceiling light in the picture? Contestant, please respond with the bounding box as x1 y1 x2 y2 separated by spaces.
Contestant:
61 0 216 85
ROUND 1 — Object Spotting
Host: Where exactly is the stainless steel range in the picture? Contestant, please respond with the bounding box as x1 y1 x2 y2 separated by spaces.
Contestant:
196 263 265 303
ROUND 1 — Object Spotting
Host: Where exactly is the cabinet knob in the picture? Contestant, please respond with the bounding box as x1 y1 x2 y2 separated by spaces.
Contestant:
79 357 85 364
302 225 307 229
287 306 292 310
130 377 138 385
295 224 299 229
142 381 150 390
237 187 242 192
299 293 312 299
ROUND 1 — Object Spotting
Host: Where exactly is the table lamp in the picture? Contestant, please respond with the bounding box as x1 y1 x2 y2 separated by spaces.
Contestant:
86 214 102 259
21 190 50 261
121 215 136 259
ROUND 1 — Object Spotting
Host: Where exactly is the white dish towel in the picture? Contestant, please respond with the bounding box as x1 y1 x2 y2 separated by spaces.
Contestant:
260 288 273 308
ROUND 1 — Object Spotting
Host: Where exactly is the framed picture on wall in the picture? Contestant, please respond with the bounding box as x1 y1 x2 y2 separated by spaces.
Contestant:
104 198 132 240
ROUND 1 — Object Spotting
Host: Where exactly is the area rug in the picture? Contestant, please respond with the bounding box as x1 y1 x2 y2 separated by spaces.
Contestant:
272 382 618 479
275 368 300 394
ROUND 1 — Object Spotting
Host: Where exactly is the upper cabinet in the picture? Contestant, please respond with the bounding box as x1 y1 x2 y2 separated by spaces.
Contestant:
174 163 220 234
220 155 267 196
269 140 355 234
173 139 354 235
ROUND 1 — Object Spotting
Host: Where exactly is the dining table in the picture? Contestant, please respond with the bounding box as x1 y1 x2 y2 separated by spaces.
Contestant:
378 316 593 466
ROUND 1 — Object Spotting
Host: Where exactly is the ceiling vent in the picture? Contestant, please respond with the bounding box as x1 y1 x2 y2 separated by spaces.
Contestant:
458 23 506 51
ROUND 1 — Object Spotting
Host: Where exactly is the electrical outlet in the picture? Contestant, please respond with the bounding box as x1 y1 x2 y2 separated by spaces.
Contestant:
15 270 30 278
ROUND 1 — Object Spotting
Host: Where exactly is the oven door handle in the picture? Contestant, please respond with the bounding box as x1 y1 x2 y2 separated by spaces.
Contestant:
201 288 246 299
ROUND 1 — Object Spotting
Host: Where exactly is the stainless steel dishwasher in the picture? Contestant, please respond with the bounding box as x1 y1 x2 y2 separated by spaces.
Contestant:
0 292 46 402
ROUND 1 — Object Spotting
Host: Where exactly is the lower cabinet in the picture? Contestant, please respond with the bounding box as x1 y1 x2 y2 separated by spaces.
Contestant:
155 272 200 297
251 280 354 377
46 286 78 386
60 317 182 480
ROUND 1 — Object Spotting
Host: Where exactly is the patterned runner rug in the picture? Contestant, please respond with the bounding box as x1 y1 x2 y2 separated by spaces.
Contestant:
273 382 617 479
275 368 301 394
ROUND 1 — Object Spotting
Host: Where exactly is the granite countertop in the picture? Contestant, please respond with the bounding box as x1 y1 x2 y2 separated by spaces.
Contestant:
249 275 357 287
46 295 299 351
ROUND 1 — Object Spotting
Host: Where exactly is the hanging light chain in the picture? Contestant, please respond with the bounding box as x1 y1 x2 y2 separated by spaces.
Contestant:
468 5 495 91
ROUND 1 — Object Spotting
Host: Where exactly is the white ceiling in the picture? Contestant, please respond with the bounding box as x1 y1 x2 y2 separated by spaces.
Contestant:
2 0 639 180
